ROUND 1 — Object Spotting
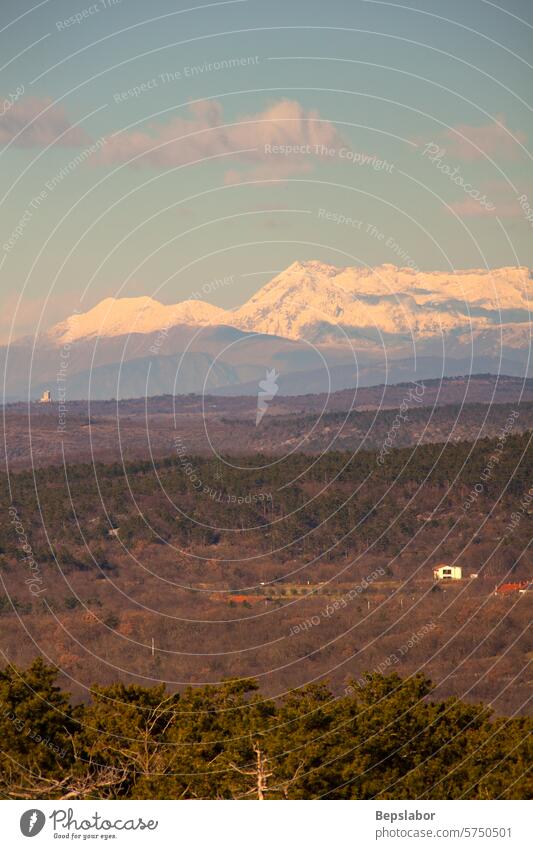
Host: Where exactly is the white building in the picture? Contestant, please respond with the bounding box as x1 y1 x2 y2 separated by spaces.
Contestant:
39 390 52 404
433 564 462 581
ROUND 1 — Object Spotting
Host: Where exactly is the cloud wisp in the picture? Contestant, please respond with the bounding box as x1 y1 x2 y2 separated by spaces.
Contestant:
96 98 345 181
0 96 92 148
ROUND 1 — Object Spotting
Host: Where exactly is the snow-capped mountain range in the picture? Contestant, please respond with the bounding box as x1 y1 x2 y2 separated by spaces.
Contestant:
48 261 532 347
3 261 532 401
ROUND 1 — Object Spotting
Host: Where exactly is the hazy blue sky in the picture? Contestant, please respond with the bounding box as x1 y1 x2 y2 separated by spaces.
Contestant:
1 0 532 341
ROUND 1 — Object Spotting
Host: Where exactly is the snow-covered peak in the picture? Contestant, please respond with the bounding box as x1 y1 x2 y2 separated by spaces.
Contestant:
231 263 532 341
48 296 228 344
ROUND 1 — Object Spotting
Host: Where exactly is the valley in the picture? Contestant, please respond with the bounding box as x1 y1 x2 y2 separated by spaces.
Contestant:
1 425 531 713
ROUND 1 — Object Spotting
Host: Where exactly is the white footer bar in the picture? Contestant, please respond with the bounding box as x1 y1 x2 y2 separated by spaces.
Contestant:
2 799 529 848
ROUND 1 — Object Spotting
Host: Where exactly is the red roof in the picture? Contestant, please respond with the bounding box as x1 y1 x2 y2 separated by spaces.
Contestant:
495 581 528 594
228 595 263 604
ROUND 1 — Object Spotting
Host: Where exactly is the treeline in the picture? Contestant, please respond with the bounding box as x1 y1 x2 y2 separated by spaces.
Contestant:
0 659 530 800
222 401 533 453
0 430 532 567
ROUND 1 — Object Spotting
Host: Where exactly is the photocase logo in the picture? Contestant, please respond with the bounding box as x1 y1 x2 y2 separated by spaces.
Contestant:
20 809 46 837
256 368 280 425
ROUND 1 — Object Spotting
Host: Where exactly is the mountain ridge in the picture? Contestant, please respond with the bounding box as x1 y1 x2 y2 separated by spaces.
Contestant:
44 261 532 346
3 262 532 401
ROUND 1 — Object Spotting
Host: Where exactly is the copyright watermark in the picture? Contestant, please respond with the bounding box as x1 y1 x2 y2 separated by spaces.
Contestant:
264 143 394 172
421 142 495 212
56 0 122 31
8 507 46 597
113 57 260 103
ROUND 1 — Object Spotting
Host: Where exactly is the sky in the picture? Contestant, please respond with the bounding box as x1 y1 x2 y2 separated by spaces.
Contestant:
1 0 532 342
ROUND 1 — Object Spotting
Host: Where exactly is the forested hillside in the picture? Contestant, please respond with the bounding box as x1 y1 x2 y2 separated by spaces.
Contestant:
0 431 531 713
2 429 532 568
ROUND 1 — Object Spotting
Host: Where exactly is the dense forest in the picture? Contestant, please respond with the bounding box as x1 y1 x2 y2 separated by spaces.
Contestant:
1 660 530 800
1 428 532 569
